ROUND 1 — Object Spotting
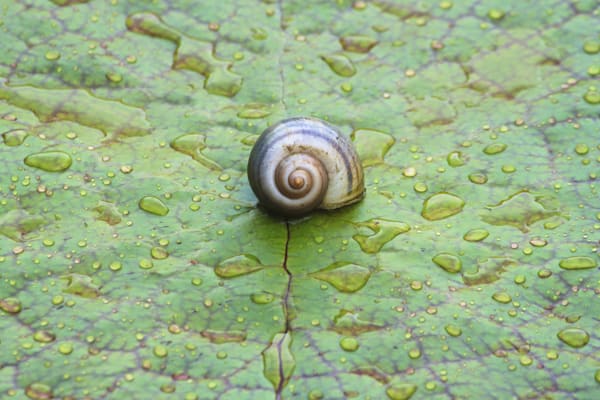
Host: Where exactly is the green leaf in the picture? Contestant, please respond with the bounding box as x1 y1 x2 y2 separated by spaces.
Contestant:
1 1 600 399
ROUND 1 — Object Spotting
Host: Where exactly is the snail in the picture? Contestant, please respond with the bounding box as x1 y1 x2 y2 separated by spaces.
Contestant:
247 117 365 217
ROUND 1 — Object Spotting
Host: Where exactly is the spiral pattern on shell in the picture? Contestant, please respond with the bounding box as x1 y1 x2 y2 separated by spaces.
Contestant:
247 117 364 217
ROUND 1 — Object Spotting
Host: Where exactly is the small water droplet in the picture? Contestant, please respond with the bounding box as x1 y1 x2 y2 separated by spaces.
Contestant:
2 129 28 146
444 324 462 337
340 337 359 352
24 151 72 172
386 383 417 400
250 292 275 304
138 196 169 216
487 9 505 21
583 90 600 104
557 327 590 348
574 143 589 155
153 344 168 357
483 143 507 155
583 41 600 54
311 262 371 293
321 53 356 77
215 254 263 278
446 151 465 167
463 228 489 242
468 173 488 184
421 192 465 221
33 331 56 343
492 292 512 304
45 50 61 61
151 246 169 260
559 256 597 270
58 342 73 355
432 253 462 273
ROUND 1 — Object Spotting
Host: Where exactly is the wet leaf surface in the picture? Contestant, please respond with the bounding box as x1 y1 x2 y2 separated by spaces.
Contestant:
1 1 599 399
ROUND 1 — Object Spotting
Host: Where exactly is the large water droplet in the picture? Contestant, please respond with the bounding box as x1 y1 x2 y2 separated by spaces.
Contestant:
353 219 410 253
386 383 417 400
421 193 465 221
262 332 295 390
340 337 360 352
446 151 465 167
483 143 507 155
250 292 275 304
340 35 378 53
332 310 383 335
25 383 53 400
310 262 371 292
61 274 100 298
351 129 395 167
0 297 22 314
138 196 169 216
215 254 263 278
205 68 243 97
432 253 462 273
463 228 489 242
321 53 356 77
557 327 590 348
24 151 72 172
559 256 597 270
201 329 247 343
2 129 28 146
237 103 272 119
170 134 223 170
481 191 560 232
462 257 517 286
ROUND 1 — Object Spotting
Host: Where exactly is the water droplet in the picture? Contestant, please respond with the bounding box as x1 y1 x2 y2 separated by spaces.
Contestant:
559 256 597 270
446 151 465 167
58 342 74 355
106 72 123 83
151 247 169 260
62 274 100 298
595 370 600 383
483 143 507 155
24 151 72 172
321 53 356 77
487 9 505 21
262 332 295 390
25 383 53 400
0 297 22 314
237 103 271 119
468 173 488 184
153 344 168 357
413 182 428 193
583 90 600 104
386 383 417 400
214 254 263 278
463 228 489 242
138 196 169 216
574 143 589 155
340 337 359 352
45 50 61 61
201 329 247 343
353 219 410 253
557 327 589 348
308 389 324 400
33 331 56 343
311 262 371 293
250 292 275 304
2 129 28 146
445 325 462 337
481 191 560 232
170 134 222 170
205 68 243 97
332 310 383 335
351 129 395 167
492 292 512 304
421 192 465 221
339 35 378 53
139 258 153 269
583 41 600 54
432 253 462 273
463 257 517 286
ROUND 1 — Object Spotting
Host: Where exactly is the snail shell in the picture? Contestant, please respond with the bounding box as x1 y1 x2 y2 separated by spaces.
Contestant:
247 117 364 217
